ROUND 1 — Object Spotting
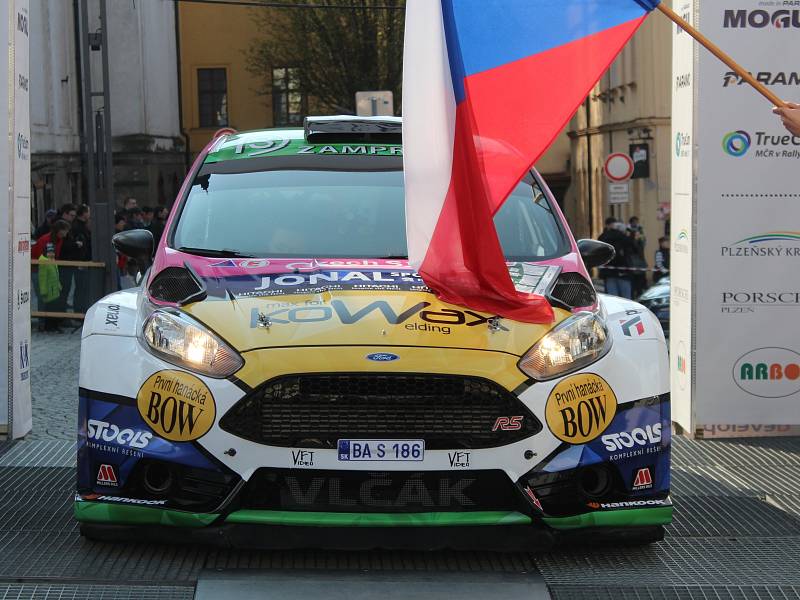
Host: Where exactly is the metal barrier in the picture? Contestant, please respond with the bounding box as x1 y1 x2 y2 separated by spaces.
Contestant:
31 259 106 320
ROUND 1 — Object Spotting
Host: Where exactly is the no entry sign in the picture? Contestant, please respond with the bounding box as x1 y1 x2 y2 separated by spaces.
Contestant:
603 153 634 182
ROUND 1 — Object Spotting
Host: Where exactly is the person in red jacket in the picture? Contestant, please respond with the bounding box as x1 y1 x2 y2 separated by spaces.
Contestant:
32 220 70 259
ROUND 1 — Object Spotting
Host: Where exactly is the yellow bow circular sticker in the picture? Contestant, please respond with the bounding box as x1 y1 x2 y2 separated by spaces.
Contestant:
137 370 216 442
545 373 617 444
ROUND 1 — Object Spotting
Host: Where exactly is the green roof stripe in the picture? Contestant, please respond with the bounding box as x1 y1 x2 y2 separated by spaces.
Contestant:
205 137 402 163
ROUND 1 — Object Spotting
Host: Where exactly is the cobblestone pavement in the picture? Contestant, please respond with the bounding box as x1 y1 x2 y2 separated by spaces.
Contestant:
27 327 83 441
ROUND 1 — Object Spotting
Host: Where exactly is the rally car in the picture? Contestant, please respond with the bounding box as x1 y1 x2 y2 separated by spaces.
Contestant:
75 116 671 550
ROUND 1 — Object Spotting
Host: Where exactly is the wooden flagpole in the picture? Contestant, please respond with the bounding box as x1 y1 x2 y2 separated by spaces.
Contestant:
656 3 786 108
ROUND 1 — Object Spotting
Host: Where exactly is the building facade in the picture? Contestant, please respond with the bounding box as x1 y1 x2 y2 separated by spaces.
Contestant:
178 2 274 156
562 14 672 248
30 0 184 230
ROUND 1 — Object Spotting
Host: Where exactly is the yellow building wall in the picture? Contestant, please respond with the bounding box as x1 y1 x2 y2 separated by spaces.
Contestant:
178 4 272 156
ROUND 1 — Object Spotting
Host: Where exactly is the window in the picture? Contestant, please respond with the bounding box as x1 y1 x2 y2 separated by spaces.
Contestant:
173 165 568 261
272 67 304 126
197 68 228 128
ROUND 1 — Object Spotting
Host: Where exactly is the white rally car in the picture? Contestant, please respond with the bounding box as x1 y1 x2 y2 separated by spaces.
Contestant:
75 117 670 550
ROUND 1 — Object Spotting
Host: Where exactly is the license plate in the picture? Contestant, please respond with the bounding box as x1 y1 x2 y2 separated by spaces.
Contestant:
337 439 424 462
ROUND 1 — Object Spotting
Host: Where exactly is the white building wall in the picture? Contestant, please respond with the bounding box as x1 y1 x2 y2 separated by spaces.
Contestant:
29 0 80 155
102 0 181 147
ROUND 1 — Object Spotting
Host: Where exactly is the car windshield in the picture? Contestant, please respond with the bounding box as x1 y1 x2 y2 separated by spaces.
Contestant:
172 166 568 260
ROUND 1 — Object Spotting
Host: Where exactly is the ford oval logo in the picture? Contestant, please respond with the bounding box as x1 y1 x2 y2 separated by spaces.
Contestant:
366 352 400 362
732 347 800 398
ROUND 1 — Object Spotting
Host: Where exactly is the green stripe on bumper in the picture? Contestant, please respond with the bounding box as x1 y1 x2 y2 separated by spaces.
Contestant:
74 502 670 531
224 510 532 527
543 506 673 530
74 501 218 528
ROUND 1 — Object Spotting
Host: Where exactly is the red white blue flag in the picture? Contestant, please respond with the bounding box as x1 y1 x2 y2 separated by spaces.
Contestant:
403 0 660 323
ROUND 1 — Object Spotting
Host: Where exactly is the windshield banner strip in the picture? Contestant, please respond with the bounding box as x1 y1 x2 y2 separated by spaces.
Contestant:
205 138 403 163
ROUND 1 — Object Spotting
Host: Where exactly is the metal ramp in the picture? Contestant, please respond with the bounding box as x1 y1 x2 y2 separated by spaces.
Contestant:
0 435 799 599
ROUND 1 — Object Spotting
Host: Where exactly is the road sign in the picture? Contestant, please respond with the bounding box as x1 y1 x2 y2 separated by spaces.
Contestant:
603 153 634 182
608 182 630 205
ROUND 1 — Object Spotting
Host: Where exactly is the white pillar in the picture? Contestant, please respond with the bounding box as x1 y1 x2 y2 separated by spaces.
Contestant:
671 0 800 438
1 0 32 439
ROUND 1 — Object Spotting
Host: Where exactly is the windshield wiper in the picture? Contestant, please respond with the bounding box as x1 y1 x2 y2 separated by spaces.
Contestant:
176 246 254 258
377 255 408 259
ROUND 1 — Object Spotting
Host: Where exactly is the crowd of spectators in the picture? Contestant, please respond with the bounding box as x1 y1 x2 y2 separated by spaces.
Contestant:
31 196 168 332
597 215 664 300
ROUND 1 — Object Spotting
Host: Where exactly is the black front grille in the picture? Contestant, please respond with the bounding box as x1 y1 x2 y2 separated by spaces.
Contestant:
219 374 541 450
238 468 523 513
148 266 206 304
549 272 596 309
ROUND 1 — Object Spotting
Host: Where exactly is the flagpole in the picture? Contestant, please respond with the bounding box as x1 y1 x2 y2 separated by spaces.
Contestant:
656 3 786 108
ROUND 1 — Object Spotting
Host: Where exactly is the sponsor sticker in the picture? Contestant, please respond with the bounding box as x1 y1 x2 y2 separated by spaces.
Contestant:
96 464 118 487
292 450 315 467
632 467 654 491
619 315 645 337
545 373 617 444
602 423 662 453
136 370 216 442
448 451 470 468
87 419 152 449
587 499 665 510
81 493 167 506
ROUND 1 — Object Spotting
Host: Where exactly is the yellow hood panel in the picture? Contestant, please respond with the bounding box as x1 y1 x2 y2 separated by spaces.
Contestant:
234 346 530 391
183 290 568 356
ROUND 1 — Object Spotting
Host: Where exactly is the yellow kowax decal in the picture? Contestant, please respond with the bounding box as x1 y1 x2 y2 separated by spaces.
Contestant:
137 370 216 442
234 345 529 391
182 290 569 356
545 373 617 444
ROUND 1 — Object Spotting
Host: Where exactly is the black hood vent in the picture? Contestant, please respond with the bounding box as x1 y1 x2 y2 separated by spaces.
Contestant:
148 265 207 305
548 272 596 309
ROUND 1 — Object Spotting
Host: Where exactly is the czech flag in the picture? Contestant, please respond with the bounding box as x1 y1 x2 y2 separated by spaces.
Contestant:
403 0 660 323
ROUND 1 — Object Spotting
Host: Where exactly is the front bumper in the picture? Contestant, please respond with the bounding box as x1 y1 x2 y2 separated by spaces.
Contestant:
75 501 669 550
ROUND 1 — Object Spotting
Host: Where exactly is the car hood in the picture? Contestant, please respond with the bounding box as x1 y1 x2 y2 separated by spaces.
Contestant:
156 256 574 356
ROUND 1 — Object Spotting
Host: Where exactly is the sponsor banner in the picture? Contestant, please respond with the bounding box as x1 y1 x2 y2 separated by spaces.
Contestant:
1 0 32 438
201 264 557 299
698 424 800 438
669 0 695 432
204 138 404 163
673 0 800 432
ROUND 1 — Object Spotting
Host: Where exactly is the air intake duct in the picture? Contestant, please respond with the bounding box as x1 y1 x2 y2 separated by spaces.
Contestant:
548 272 597 309
148 265 207 305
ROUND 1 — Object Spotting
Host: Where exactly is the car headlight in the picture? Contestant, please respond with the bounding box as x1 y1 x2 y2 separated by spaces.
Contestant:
142 309 243 378
518 312 611 381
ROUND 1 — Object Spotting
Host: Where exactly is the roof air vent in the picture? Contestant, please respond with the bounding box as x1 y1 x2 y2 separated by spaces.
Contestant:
304 116 401 144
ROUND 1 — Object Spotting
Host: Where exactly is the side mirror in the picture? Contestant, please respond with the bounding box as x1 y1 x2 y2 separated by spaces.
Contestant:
577 239 615 269
112 229 154 268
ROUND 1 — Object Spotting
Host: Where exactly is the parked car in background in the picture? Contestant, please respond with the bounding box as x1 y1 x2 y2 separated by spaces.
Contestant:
637 277 670 339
